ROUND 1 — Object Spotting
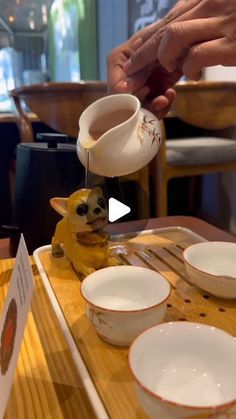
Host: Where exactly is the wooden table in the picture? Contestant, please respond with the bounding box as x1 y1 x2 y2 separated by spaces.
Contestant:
1 216 236 419
107 215 236 242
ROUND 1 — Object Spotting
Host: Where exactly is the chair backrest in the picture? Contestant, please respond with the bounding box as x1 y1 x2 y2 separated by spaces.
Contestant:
9 81 108 141
172 80 236 130
151 80 236 217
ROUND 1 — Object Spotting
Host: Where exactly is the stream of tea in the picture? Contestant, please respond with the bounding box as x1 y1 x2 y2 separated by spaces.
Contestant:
85 149 90 188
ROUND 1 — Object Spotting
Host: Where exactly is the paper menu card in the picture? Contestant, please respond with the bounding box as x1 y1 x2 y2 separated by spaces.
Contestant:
0 235 34 419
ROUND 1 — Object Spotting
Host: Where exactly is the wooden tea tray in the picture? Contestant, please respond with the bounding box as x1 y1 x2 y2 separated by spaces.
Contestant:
34 227 236 419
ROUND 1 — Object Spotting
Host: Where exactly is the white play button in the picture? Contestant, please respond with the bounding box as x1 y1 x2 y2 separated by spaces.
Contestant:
108 198 131 222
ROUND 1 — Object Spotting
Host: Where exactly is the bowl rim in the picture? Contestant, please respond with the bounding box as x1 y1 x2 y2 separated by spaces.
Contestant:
183 241 236 281
175 80 236 91
128 321 236 411
80 265 171 313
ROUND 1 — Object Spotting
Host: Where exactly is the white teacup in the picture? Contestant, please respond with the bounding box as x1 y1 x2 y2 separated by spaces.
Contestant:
77 93 162 177
129 322 236 419
80 265 171 346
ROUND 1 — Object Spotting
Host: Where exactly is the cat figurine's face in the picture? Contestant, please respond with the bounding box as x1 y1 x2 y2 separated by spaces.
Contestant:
50 187 108 233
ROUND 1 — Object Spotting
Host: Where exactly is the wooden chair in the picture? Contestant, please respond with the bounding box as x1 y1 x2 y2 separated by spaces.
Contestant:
9 81 150 218
153 81 236 217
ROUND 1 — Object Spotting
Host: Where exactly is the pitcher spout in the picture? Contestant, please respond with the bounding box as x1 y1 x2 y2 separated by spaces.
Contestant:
78 93 139 148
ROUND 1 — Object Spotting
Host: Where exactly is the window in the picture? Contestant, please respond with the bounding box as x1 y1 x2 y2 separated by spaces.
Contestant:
0 47 14 112
49 0 80 82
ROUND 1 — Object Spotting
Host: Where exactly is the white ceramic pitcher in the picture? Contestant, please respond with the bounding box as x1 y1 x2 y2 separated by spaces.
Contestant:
77 93 162 177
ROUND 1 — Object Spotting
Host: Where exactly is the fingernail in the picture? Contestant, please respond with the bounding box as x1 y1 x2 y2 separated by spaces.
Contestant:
116 80 128 89
115 78 132 90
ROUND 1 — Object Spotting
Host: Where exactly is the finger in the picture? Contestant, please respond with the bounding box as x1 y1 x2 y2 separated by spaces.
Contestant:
164 88 176 104
108 67 128 93
152 91 176 115
107 44 133 92
183 37 236 79
151 91 175 111
115 66 151 93
152 95 169 109
123 0 205 75
145 89 176 120
107 62 128 93
137 0 203 44
147 98 173 120
158 18 223 72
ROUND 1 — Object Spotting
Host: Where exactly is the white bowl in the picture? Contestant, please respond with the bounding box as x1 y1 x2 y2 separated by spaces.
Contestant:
80 265 171 346
129 322 236 419
183 241 236 299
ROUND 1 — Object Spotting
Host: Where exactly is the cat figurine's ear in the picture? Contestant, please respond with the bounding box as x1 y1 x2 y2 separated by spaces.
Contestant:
93 186 104 196
50 197 68 217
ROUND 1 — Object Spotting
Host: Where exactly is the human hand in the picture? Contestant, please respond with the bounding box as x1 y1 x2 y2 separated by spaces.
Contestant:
123 0 236 81
107 26 179 119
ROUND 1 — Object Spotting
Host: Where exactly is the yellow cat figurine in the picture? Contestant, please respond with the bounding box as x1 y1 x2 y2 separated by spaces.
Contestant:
50 187 119 277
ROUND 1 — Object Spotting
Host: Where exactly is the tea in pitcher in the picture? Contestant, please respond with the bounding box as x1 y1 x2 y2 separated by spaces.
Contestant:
89 108 134 141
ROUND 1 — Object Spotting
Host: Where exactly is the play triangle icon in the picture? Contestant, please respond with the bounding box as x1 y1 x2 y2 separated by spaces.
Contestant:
108 198 131 222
